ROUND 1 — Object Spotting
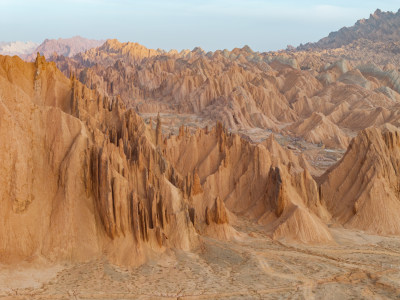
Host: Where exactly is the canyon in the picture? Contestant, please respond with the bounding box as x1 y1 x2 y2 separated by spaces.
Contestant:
1 8 400 300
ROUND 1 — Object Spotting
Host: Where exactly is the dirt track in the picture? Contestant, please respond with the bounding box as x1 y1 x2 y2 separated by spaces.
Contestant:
1 217 400 300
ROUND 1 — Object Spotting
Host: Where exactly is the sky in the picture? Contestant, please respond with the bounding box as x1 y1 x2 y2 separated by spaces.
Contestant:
0 0 399 52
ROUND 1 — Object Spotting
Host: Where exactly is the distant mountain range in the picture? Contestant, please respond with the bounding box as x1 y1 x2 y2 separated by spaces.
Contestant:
0 36 104 60
3 9 400 62
298 9 400 50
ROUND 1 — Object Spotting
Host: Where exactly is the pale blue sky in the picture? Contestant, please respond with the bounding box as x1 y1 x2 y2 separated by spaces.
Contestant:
0 0 399 51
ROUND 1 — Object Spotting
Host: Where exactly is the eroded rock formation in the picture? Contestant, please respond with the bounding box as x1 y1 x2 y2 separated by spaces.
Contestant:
0 54 200 265
2 33 400 267
49 34 400 163
320 124 400 235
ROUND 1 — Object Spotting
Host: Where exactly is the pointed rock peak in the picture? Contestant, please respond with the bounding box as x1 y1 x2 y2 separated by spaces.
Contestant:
70 71 76 81
191 170 203 196
266 133 275 144
216 121 225 135
372 9 382 17
156 113 162 146
263 133 280 151
35 51 42 61
104 38 121 48
242 45 253 53
214 197 229 224
192 47 205 54
320 125 400 235
272 206 334 244
221 49 230 58
168 49 179 55
265 166 286 217
205 197 229 226
35 52 46 68
178 124 185 138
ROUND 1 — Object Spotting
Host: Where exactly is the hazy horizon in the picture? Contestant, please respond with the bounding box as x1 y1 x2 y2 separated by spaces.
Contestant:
1 0 399 52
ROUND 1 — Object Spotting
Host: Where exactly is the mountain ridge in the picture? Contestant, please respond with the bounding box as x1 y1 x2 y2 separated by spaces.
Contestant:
298 8 400 50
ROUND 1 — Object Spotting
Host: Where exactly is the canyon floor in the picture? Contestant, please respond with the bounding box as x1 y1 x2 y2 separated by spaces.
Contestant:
2 217 400 300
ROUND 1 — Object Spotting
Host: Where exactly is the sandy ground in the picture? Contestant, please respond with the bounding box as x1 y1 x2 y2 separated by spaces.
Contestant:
1 217 400 300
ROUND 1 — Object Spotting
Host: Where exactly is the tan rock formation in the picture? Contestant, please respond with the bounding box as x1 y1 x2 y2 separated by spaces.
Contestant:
0 54 199 265
320 124 400 235
48 35 400 157
0 54 337 266
164 121 333 243
286 112 350 149
4 12 400 267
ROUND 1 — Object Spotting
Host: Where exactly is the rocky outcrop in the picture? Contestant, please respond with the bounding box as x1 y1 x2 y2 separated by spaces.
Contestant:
204 197 228 225
320 124 400 235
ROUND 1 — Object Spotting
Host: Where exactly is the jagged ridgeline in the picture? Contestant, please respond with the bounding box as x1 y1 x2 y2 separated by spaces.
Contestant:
52 37 400 156
299 9 400 50
2 53 400 266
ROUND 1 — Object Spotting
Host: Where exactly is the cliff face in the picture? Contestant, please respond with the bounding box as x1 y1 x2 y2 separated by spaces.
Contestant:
0 54 201 265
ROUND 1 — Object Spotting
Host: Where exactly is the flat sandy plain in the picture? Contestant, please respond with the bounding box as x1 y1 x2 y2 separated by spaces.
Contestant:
1 217 400 300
